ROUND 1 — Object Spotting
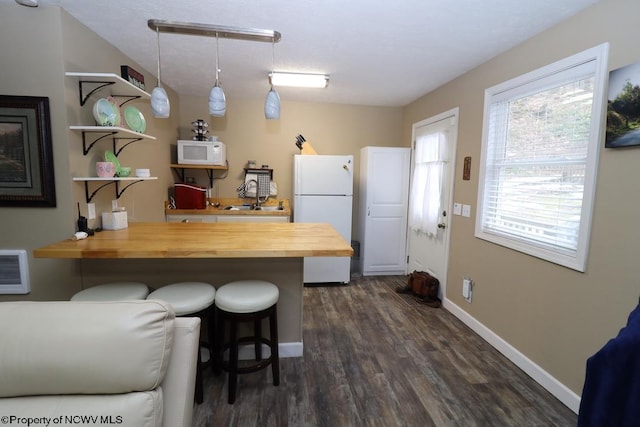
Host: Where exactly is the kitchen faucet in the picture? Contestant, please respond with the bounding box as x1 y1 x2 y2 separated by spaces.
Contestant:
246 179 267 208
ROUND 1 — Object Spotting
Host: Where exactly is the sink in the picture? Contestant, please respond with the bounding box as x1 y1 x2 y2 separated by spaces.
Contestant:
252 206 282 211
222 205 283 211
222 205 251 211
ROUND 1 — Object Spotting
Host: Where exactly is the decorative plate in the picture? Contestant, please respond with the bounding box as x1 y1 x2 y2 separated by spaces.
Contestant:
124 105 146 133
106 96 121 127
104 150 122 175
92 98 117 127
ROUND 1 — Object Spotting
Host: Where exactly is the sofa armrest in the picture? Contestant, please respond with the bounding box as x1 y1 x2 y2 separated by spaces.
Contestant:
162 316 200 427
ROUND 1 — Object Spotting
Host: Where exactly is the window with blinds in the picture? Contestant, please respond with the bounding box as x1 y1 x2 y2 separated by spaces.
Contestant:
475 44 609 272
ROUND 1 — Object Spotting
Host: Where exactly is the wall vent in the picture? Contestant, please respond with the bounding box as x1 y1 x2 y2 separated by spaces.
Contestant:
0 250 30 294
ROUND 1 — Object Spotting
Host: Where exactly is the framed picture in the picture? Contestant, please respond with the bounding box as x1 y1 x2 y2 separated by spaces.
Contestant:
0 95 56 207
606 61 640 148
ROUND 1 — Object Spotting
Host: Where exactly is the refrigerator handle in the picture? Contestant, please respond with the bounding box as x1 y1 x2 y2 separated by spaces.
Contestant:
367 207 370 216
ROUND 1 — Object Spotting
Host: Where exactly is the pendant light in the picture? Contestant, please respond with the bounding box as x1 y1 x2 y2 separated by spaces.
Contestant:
209 35 226 117
264 41 281 120
150 27 170 118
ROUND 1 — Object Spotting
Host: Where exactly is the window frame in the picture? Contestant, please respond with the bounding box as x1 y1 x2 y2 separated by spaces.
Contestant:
475 43 609 272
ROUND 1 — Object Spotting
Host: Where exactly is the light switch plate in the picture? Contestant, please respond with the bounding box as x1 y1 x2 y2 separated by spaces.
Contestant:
87 203 96 220
453 203 462 216
462 204 471 217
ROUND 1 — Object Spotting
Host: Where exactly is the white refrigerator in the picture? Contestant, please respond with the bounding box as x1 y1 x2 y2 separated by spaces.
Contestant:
294 154 354 284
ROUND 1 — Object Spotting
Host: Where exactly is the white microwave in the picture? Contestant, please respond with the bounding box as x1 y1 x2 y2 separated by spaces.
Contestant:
177 140 226 166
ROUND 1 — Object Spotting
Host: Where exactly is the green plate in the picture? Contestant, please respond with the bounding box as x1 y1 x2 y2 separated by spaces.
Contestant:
124 105 146 133
104 150 122 175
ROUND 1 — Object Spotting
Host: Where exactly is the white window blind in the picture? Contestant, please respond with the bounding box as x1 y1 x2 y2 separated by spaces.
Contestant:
476 44 609 271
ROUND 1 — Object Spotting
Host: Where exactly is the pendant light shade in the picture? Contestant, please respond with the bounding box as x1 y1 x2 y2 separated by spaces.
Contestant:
151 87 170 119
264 86 280 120
151 27 170 118
209 36 226 117
264 41 280 120
209 83 226 117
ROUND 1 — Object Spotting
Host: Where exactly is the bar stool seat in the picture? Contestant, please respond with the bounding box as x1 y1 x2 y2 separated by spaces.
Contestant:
71 282 149 301
215 280 280 404
147 281 215 404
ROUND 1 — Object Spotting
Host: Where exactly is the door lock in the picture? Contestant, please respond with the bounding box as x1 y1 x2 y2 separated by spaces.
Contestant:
437 222 446 229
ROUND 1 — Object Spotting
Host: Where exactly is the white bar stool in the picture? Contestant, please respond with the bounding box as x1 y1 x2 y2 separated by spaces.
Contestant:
214 280 280 404
70 282 149 301
147 281 215 404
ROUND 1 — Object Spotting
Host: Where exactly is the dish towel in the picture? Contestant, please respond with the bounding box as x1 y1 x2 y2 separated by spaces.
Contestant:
242 173 276 197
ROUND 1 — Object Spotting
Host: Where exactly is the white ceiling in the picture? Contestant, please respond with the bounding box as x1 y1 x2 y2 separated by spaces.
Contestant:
9 0 600 107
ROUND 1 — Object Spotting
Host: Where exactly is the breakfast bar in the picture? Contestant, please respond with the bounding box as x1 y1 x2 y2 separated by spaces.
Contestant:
34 222 353 357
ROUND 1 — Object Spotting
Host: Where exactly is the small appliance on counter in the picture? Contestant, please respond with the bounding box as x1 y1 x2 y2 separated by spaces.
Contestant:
102 209 128 230
174 183 207 209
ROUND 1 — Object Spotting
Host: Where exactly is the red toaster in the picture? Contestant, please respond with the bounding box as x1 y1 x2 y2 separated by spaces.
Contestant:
174 183 207 209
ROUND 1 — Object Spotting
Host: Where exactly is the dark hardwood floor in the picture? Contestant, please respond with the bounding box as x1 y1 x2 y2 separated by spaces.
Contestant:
194 275 577 426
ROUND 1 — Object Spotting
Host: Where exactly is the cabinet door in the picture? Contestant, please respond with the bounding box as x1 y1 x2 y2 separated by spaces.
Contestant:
165 215 216 223
360 147 410 276
216 215 289 223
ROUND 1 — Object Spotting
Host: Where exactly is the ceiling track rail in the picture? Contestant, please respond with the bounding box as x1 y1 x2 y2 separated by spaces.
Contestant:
147 19 281 43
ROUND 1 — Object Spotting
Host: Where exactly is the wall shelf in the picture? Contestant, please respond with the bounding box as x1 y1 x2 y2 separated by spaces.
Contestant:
73 177 158 203
170 163 228 188
70 126 156 156
65 72 150 106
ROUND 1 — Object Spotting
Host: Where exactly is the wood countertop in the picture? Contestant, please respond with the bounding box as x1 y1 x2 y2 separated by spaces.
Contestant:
33 222 353 259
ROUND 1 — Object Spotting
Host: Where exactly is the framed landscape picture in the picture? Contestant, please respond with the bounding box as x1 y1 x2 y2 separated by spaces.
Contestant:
0 95 56 207
606 61 640 148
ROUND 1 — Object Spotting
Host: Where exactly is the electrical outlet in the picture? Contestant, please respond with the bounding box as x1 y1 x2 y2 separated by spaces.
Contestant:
87 203 96 220
112 200 118 211
463 278 473 302
462 278 471 298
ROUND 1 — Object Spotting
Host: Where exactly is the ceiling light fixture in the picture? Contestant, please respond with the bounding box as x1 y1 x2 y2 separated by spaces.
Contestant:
150 27 170 119
269 72 329 88
209 35 226 117
148 20 281 118
15 0 38 7
264 41 280 120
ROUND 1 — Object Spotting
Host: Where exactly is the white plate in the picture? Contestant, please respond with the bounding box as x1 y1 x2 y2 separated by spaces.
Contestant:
92 98 117 127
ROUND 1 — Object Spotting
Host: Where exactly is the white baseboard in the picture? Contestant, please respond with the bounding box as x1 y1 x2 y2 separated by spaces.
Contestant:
235 341 303 360
443 298 581 414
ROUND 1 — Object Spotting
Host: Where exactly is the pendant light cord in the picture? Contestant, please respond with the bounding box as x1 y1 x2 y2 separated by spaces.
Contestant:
156 27 162 86
215 35 220 85
271 41 275 88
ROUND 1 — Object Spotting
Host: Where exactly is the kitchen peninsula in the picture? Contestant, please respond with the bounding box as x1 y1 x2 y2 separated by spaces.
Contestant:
34 222 353 357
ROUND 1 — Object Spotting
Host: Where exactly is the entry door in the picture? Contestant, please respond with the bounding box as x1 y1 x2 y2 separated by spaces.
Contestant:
406 108 458 299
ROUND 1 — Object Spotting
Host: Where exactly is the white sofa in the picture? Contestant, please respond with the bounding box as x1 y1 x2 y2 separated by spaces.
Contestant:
0 300 200 427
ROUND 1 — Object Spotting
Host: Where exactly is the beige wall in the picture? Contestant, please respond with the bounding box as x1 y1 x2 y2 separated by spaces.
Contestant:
178 97 404 234
404 0 640 396
0 5 181 300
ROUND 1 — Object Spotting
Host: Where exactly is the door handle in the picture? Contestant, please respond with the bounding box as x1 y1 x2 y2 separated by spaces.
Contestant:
437 222 446 229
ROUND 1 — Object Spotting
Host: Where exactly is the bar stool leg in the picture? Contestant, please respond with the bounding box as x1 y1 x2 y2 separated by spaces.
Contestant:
255 319 262 361
270 305 280 386
228 317 239 404
195 344 204 404
213 308 222 376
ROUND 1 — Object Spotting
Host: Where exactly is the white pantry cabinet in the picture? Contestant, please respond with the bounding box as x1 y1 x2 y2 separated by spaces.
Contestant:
359 146 411 276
